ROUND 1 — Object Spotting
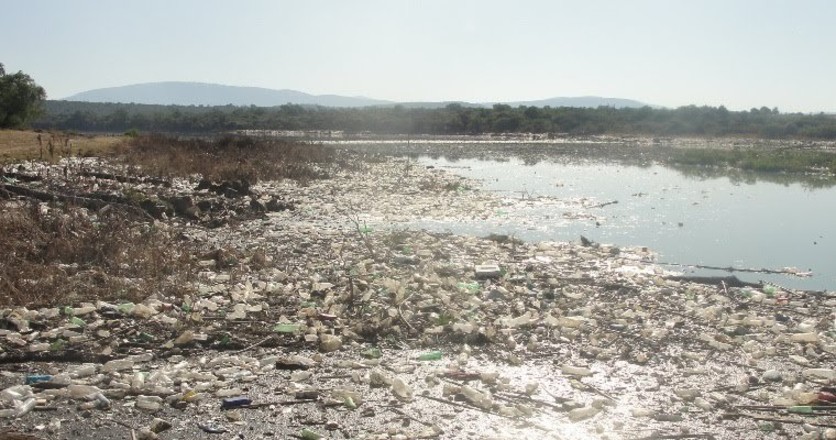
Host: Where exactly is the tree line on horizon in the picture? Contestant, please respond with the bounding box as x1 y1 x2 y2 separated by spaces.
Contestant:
31 100 836 139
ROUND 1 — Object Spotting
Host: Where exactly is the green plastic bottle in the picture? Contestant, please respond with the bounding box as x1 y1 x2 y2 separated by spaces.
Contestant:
417 351 443 361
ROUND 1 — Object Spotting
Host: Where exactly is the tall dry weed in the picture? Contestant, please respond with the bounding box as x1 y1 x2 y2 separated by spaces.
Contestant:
0 201 194 307
117 134 341 183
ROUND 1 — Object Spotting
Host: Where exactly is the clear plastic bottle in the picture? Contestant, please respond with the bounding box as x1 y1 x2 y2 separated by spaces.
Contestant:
135 395 163 412
68 384 102 400
14 397 36 417
568 406 601 421
0 385 33 403
461 385 493 409
102 359 135 373
392 378 413 401
70 364 98 378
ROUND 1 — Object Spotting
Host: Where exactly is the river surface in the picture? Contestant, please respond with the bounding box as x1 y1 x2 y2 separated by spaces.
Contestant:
412 156 836 291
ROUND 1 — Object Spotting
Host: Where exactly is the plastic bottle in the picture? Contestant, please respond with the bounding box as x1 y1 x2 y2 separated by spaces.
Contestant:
93 393 111 409
290 371 312 383
299 429 322 440
135 395 163 412
368 369 391 388
221 397 252 409
568 406 601 421
70 364 97 378
319 334 342 352
68 384 102 400
416 351 443 361
362 348 382 359
25 375 52 385
14 397 36 417
1 385 33 402
561 365 593 377
392 378 413 401
102 359 135 373
461 385 492 409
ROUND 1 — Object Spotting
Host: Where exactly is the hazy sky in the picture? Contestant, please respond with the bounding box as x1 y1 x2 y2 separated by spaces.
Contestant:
2 0 834 112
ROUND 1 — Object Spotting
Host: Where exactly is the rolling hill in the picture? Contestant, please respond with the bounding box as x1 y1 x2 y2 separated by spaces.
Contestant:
63 81 653 109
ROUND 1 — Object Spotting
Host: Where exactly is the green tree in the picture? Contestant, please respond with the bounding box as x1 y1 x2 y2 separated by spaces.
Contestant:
0 63 47 128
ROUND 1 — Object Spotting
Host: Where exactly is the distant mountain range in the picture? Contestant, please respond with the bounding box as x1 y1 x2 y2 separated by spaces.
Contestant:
64 81 653 109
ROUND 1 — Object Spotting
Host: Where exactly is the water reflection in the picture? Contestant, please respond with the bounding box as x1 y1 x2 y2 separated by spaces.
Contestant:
412 155 836 291
421 151 835 189
669 163 836 189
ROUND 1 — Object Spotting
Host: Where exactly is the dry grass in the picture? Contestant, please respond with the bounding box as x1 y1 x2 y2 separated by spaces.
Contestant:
0 129 126 164
0 201 195 308
117 134 340 183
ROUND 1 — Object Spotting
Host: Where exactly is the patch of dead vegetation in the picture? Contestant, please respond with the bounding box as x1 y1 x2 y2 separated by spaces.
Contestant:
117 134 343 184
0 200 194 308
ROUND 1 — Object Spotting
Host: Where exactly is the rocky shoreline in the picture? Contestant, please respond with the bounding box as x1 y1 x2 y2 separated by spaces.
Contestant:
1 150 835 439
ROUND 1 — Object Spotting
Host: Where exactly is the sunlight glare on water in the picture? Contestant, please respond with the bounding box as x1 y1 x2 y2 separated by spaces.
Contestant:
413 156 836 291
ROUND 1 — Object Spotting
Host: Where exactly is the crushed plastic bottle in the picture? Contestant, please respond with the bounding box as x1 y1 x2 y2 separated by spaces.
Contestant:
9 397 34 417
117 302 136 314
368 369 391 388
460 385 493 409
331 388 363 406
173 330 195 345
569 405 601 421
392 378 413 401
319 334 342 352
299 428 322 440
0 385 35 418
361 348 382 359
290 371 312 383
561 365 593 377
273 323 300 334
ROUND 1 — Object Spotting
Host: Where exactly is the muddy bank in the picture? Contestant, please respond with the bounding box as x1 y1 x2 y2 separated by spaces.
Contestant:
0 152 835 439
